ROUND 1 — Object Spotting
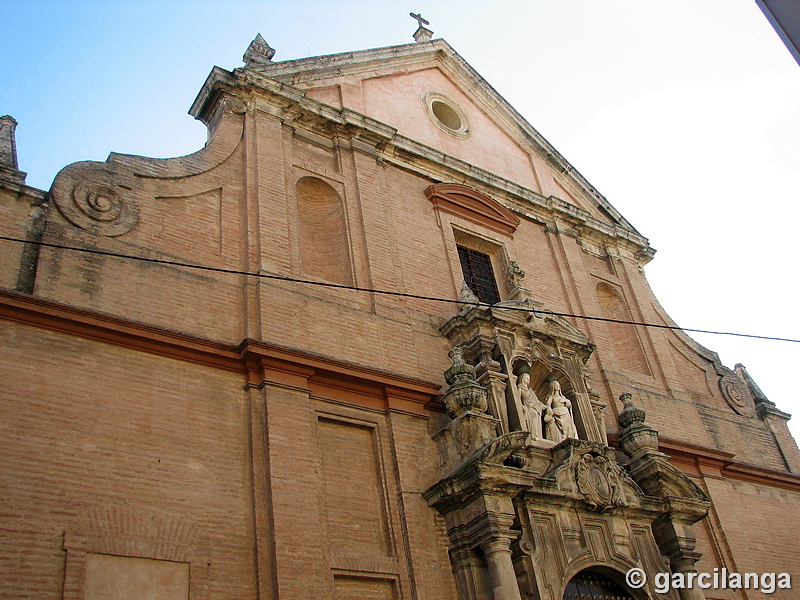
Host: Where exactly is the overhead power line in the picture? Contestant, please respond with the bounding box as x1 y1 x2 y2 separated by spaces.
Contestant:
2 235 798 344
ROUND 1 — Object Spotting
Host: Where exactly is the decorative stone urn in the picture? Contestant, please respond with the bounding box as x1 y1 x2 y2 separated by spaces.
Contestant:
441 347 489 418
617 392 659 458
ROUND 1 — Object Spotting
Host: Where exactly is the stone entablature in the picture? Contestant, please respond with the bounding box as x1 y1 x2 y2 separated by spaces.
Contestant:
187 59 654 265
231 38 634 230
426 372 710 600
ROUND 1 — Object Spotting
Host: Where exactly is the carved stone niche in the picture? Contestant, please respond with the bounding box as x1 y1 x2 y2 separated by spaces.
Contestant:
425 396 711 600
440 297 604 444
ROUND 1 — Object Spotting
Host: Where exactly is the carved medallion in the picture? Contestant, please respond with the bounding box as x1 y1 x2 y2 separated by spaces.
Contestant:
575 452 628 511
719 369 754 417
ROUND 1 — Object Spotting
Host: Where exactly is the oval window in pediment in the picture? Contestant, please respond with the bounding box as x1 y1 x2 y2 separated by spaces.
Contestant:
422 91 470 138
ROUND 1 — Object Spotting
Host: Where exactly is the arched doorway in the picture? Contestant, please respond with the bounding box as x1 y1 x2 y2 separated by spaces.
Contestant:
563 568 636 600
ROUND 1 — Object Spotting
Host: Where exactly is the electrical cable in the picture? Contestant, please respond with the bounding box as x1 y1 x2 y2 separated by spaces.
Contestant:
2 235 798 344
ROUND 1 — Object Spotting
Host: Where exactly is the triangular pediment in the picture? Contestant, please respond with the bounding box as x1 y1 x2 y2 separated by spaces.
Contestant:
235 38 638 233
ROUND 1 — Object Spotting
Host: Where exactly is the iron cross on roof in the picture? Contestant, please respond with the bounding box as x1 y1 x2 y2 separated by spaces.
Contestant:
410 12 433 43
409 12 429 27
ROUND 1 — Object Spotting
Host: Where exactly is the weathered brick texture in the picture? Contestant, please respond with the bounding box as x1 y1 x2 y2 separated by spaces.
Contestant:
0 35 798 600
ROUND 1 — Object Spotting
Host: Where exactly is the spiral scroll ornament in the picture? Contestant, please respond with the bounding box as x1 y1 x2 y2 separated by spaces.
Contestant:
719 370 754 417
51 163 139 237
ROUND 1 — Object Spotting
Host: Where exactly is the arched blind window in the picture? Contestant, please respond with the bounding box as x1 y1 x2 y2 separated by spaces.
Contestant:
296 176 353 286
596 282 650 375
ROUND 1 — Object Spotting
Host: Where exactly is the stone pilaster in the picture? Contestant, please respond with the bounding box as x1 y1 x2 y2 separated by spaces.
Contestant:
617 392 709 600
652 515 706 600
447 545 486 600
441 494 522 600
478 371 510 435
588 387 608 440
470 335 512 433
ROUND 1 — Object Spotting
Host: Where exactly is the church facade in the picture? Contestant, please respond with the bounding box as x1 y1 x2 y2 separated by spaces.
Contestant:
1 28 798 600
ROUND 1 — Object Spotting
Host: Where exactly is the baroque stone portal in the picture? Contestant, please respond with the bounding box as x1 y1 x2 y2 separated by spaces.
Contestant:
430 291 710 600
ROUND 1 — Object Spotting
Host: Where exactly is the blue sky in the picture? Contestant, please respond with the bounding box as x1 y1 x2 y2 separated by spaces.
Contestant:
3 1 800 437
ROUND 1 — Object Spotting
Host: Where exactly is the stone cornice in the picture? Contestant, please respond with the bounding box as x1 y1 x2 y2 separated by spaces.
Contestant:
0 288 440 410
757 402 792 421
248 40 447 84
189 66 237 123
0 175 47 205
384 136 654 263
609 433 800 492
233 39 638 236
425 452 679 518
189 65 655 261
189 49 655 264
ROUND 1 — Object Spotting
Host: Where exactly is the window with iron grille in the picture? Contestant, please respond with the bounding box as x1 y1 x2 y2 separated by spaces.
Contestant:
457 245 500 305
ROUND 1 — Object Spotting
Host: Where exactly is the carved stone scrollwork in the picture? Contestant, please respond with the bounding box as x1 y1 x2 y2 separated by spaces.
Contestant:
508 260 525 288
545 440 640 511
458 280 480 309
51 163 139 236
718 366 755 417
50 89 246 239
506 260 532 302
575 452 628 511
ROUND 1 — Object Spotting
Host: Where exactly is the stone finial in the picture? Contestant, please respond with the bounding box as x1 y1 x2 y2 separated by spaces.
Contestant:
458 281 480 310
410 12 434 43
0 115 27 186
617 392 659 458
243 33 276 68
0 115 19 170
618 392 645 428
432 346 500 473
442 347 488 418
